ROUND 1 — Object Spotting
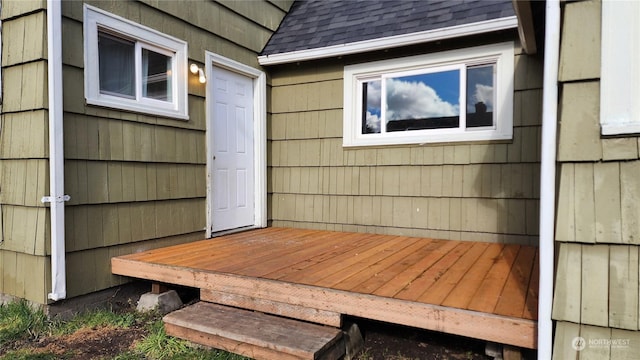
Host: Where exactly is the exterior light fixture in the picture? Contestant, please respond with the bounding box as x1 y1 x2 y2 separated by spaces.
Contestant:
190 63 206 84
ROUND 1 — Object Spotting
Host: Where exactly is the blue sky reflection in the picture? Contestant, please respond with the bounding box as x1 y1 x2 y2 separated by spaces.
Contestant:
365 71 463 133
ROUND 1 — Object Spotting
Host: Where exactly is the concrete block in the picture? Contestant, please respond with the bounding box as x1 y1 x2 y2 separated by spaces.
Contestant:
137 290 183 314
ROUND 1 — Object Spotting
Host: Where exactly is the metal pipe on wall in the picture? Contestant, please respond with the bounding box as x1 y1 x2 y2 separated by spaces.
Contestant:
45 0 68 301
538 0 561 357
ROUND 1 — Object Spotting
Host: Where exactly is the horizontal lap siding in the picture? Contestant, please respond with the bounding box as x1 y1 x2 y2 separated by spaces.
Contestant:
55 0 291 299
0 4 50 303
268 45 542 244
553 1 640 357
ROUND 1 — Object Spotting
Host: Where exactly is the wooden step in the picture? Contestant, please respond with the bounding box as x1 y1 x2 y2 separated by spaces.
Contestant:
163 302 345 360
201 289 343 327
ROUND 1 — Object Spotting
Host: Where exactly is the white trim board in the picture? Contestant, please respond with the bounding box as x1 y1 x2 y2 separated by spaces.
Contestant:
600 0 640 136
258 16 518 65
205 52 267 238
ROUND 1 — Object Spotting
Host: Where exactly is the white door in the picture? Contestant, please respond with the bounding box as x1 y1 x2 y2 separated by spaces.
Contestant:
210 66 254 232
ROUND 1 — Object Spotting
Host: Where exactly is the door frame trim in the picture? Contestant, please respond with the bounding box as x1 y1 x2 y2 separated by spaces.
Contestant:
205 52 267 238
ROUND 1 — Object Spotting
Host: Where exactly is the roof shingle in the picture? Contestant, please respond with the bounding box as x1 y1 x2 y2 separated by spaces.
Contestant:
261 0 516 56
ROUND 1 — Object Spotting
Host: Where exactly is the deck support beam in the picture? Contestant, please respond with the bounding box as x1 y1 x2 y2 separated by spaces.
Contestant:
151 283 169 295
503 345 523 360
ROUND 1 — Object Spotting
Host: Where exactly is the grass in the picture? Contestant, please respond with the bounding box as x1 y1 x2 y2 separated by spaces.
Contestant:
54 308 138 335
354 347 373 360
1 299 492 360
0 300 49 346
0 350 59 360
120 319 248 360
0 300 249 360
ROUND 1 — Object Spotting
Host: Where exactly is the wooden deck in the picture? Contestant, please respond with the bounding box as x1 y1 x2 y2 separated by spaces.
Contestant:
112 227 538 348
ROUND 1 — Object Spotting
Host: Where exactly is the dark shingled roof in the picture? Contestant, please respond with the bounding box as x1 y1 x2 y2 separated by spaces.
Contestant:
261 0 516 55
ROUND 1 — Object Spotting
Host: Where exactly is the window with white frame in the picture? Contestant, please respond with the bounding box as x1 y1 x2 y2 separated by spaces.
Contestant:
83 5 188 119
343 42 514 147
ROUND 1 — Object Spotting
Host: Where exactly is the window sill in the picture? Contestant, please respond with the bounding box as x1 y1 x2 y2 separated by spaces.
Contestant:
343 128 512 147
86 97 189 120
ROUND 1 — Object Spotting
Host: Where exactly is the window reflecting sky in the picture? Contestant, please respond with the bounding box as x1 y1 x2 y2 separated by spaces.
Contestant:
365 70 463 131
466 65 494 113
364 80 382 133
385 71 460 122
364 67 495 133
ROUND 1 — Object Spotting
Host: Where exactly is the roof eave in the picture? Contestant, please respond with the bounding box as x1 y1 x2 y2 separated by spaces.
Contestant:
258 16 518 66
512 0 537 54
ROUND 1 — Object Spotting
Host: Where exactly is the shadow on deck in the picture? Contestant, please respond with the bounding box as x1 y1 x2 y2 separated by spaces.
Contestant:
111 227 538 349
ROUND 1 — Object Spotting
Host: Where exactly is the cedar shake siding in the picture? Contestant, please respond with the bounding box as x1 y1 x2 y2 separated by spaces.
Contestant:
267 37 542 244
552 0 640 358
0 0 292 304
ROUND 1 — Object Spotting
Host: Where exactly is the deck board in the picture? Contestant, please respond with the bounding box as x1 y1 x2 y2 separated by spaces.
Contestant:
372 239 459 298
277 234 391 284
187 229 316 269
224 231 351 277
494 246 537 318
354 238 439 294
314 236 417 288
522 250 539 320
394 241 474 301
441 243 505 309
467 245 521 314
266 232 380 279
418 242 491 305
112 227 538 348
334 238 433 293
133 228 288 264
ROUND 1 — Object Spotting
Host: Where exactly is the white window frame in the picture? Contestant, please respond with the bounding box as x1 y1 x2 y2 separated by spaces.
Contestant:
83 5 188 120
600 0 640 135
343 42 514 147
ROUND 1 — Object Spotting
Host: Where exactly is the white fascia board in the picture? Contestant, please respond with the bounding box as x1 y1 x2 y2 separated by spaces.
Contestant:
258 16 518 65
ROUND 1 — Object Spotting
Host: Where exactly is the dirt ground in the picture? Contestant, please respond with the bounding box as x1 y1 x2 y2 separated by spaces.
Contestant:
354 318 493 360
2 316 535 360
0 323 491 360
0 325 146 359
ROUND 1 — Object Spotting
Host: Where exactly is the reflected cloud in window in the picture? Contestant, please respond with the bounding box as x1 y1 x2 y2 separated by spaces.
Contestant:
386 71 460 132
363 80 381 133
466 65 495 128
344 42 513 146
